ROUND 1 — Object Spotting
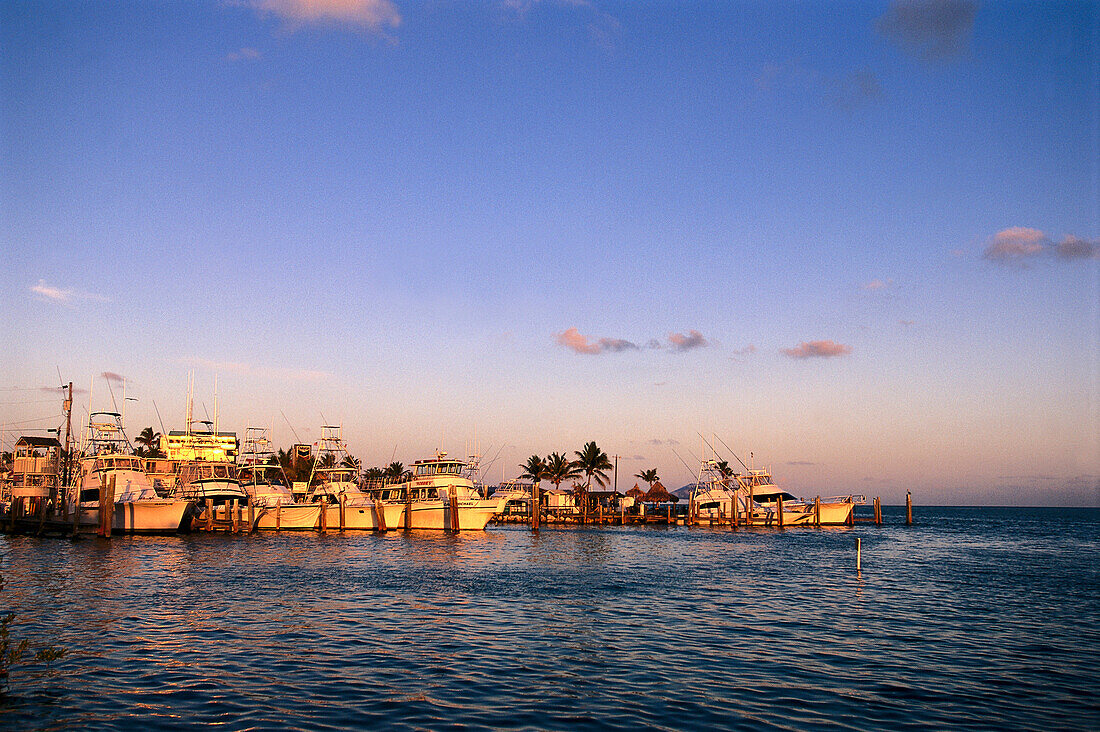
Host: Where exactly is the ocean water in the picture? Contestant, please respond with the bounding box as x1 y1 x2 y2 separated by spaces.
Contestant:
1 506 1097 731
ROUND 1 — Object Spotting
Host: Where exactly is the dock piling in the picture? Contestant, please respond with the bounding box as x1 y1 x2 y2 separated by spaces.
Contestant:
905 491 913 525
856 537 862 572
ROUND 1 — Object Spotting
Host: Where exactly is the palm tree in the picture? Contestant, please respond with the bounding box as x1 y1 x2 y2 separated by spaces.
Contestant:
383 461 405 484
134 426 162 458
363 466 384 480
317 453 337 469
574 441 612 522
545 451 581 493
715 460 734 478
519 455 548 529
635 468 659 489
341 455 361 470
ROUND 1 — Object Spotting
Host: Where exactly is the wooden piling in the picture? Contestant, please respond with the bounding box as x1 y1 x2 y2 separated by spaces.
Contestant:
339 494 346 531
276 502 282 531
856 537 862 572
71 482 81 536
404 487 412 530
449 487 460 532
205 499 214 531
231 499 239 533
376 496 387 531
319 500 328 534
247 501 255 534
874 497 882 524
776 494 785 529
906 491 913 525
531 484 539 531
103 474 115 538
814 496 821 527
747 485 754 527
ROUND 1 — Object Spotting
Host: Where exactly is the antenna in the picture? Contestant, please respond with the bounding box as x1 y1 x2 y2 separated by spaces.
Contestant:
152 399 167 436
213 374 219 435
712 433 750 472
279 410 302 443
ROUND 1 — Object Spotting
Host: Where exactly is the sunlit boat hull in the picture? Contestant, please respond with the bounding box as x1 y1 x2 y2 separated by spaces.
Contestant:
77 499 193 533
400 497 507 531
254 503 322 530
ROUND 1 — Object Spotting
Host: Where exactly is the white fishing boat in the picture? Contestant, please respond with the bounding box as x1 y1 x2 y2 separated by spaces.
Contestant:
736 468 862 526
70 411 193 533
238 427 321 531
372 452 509 530
307 425 395 530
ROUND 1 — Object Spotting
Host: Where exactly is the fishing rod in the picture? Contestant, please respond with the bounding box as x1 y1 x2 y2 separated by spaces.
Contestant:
713 433 750 472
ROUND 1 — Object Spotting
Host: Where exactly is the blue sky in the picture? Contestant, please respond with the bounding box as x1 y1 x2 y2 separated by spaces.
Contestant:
2 1 1097 505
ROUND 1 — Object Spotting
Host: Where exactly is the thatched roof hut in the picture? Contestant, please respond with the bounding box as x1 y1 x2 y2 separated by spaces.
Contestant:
643 480 674 503
626 484 646 499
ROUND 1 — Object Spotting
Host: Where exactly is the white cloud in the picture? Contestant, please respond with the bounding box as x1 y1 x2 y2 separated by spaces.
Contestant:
30 279 110 304
227 47 262 61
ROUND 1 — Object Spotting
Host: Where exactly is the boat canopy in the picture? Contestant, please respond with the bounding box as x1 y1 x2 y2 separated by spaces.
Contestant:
414 461 464 477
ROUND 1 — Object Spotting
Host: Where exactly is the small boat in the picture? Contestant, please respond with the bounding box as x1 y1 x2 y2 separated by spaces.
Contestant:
371 452 509 530
238 427 321 531
70 411 193 533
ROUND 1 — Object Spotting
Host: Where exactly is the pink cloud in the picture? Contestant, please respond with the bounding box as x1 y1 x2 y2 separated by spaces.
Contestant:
251 0 401 32
555 328 637 355
861 278 893 291
668 330 708 352
101 371 126 384
983 227 1048 261
781 340 852 359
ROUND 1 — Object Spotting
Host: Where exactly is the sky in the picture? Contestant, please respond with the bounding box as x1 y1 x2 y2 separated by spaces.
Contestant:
1 0 1097 506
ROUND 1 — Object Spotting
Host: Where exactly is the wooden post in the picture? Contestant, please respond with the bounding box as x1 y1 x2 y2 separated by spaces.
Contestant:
206 499 213 531
874 497 882 524
747 485 754 527
732 498 739 528
598 503 603 524
776 494 784 529
231 499 239 533
339 494 346 531
319 500 328 534
856 537 862 572
404 487 412 530
906 491 913 525
247 501 255 533
449 486 460 532
71 479 81 536
103 474 115 538
276 502 282 531
531 484 539 531
667 505 672 524
814 496 821 527
376 497 387 531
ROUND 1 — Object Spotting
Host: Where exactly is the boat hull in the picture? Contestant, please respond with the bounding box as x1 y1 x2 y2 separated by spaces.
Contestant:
77 500 193 534
254 503 322 531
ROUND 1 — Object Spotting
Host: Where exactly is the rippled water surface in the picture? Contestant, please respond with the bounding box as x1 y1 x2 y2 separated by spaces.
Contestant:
1 507 1098 730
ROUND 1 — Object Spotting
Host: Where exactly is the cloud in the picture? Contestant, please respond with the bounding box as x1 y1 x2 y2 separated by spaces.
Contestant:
981 228 1099 263
554 327 638 355
982 227 1048 261
248 0 401 33
781 340 852 359
831 69 883 109
188 357 331 382
786 461 816 466
101 372 126 385
227 47 262 61
861 278 893 291
876 0 979 62
647 438 680 446
899 319 916 326
667 330 708 352
1055 235 1100 260
29 279 110 304
732 344 757 356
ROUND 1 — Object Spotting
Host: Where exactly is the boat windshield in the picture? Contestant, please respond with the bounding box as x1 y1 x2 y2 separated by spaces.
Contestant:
414 462 464 477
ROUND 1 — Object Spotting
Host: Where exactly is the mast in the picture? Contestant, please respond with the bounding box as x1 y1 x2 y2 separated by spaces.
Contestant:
62 382 73 486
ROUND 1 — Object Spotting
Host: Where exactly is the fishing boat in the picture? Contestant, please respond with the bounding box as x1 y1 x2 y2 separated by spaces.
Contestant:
736 468 862 525
70 411 193 533
307 425 395 530
371 452 509 530
238 427 321 531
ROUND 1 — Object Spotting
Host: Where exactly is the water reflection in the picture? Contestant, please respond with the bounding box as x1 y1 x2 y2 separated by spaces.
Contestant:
0 510 1098 731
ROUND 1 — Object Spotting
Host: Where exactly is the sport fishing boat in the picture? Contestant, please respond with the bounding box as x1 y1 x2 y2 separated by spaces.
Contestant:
736 468 862 526
306 425 395 530
239 427 321 531
689 460 747 520
70 411 193 533
371 452 509 530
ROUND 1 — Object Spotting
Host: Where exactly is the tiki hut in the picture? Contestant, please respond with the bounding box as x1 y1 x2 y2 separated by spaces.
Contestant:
643 480 674 503
626 484 646 500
